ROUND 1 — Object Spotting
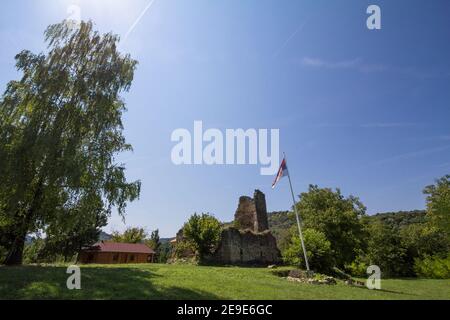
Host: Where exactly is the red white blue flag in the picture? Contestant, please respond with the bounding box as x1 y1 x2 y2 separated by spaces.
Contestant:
272 158 288 189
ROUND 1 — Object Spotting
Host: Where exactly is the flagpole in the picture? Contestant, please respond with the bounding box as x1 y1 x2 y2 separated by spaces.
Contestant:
284 152 310 272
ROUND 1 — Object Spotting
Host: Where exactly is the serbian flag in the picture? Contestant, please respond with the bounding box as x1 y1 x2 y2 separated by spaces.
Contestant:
272 158 288 189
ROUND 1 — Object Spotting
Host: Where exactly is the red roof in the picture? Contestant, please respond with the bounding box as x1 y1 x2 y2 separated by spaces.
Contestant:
88 242 155 254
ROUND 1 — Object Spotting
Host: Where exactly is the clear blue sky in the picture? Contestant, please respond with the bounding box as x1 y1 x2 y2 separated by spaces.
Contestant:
1 0 449 237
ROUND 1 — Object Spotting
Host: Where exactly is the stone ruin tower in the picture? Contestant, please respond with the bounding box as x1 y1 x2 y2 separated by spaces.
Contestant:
209 189 281 265
234 190 269 233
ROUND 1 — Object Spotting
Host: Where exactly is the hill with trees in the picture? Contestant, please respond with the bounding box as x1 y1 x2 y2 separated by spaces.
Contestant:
363 210 427 228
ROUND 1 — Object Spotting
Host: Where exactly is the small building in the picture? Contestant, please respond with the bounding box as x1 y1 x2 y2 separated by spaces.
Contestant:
79 241 155 264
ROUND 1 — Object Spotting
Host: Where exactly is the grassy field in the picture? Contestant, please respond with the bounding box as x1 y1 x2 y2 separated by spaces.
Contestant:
0 264 448 300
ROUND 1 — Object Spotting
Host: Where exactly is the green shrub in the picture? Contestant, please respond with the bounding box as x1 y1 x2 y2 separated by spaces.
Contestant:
173 240 195 259
366 222 409 277
346 258 368 278
282 227 334 273
295 185 367 268
23 239 45 264
414 254 450 279
183 213 222 263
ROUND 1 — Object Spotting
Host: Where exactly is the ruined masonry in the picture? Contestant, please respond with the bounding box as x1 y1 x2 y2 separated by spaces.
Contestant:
209 190 281 265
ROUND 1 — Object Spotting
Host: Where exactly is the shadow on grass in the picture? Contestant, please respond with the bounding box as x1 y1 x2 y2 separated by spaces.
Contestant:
0 265 220 300
348 282 417 297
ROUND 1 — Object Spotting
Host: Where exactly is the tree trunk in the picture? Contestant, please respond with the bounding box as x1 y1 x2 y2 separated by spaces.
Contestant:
3 233 26 265
3 179 43 266
3 211 33 266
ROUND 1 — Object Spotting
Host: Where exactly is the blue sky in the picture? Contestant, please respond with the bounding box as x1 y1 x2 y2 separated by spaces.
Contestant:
1 0 449 237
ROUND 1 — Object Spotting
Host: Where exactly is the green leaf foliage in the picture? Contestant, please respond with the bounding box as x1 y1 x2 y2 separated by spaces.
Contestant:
0 20 140 265
414 254 450 279
282 227 334 273
111 227 148 244
182 213 222 262
296 185 367 268
423 175 450 240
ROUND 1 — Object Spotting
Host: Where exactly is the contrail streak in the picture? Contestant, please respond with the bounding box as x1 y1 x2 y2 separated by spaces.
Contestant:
124 0 157 41
273 20 307 58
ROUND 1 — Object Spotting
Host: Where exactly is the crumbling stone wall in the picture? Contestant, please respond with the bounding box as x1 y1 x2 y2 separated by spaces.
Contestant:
173 190 281 265
234 196 257 231
210 227 281 265
234 190 269 233
210 190 281 265
254 190 269 232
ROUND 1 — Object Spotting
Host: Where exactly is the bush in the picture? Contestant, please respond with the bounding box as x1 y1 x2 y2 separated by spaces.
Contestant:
296 185 367 268
183 213 222 263
22 238 78 264
346 257 369 278
414 255 450 279
173 240 195 259
23 239 45 264
282 227 334 273
366 222 409 277
157 241 172 263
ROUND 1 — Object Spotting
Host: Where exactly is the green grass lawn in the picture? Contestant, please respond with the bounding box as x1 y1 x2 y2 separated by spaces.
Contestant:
0 263 448 300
